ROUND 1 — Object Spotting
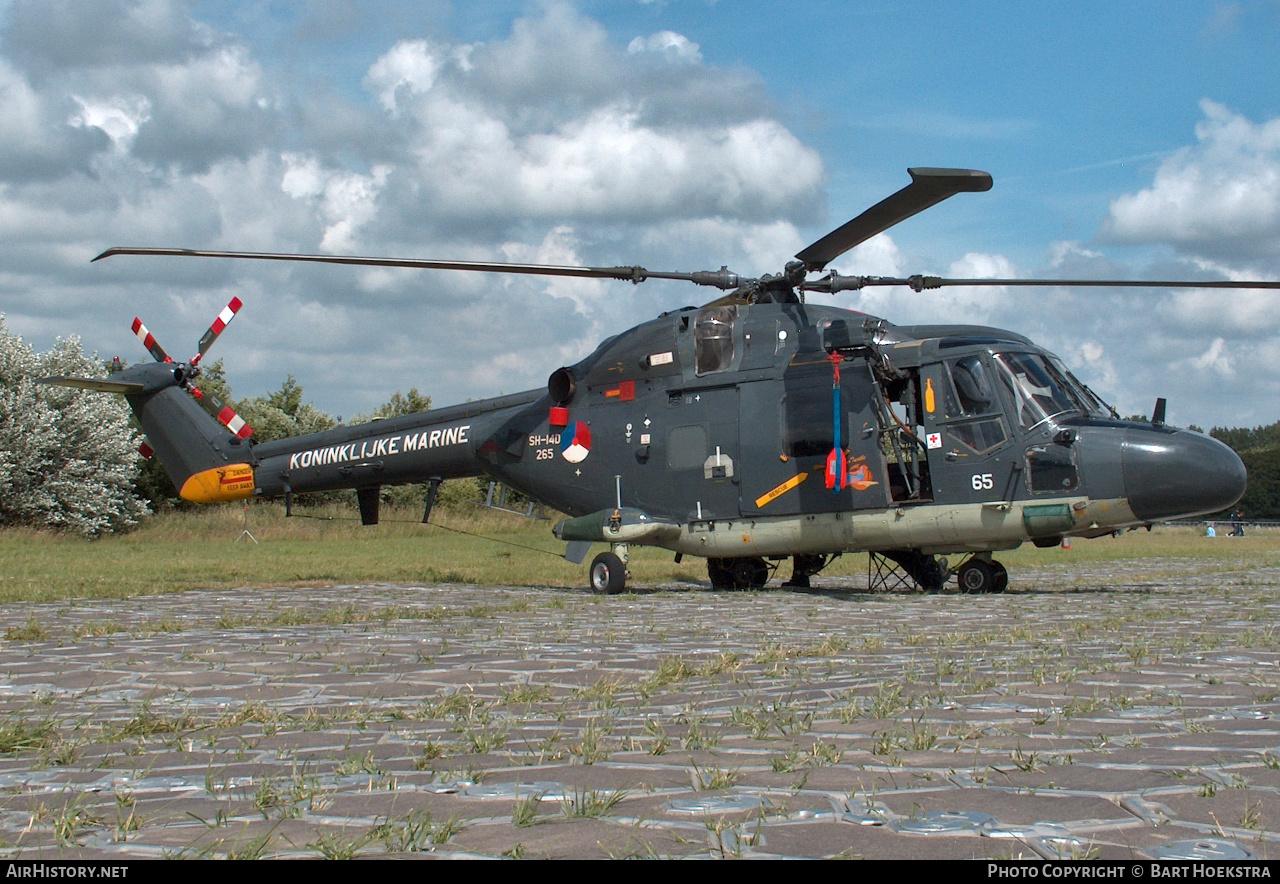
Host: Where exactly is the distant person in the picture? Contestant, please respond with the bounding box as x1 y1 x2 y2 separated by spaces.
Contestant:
1206 523 1216 537
1230 509 1245 537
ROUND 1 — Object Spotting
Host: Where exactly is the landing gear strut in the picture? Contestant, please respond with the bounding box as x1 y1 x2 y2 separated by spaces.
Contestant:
783 553 831 588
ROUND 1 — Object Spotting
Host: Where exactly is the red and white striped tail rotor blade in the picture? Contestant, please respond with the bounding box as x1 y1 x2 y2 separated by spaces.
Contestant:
193 388 254 439
218 405 253 439
193 296 243 366
131 317 172 363
188 388 253 440
138 439 154 460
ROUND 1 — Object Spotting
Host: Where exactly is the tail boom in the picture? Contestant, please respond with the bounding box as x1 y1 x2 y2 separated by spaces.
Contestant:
43 362 547 507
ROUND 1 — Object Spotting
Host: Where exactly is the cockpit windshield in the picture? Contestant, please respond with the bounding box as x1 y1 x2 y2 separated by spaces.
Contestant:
993 352 1082 430
1047 356 1112 418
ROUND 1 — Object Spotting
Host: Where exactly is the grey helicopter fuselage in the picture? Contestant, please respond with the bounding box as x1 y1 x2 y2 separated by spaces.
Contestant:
113 295 1245 591
51 165 1264 592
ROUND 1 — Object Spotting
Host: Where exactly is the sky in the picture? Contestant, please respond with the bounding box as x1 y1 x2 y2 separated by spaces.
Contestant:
2 0 1279 429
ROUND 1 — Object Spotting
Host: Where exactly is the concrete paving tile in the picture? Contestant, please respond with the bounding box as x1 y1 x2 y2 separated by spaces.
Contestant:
448 817 631 859
1157 789 1280 830
882 788 1132 825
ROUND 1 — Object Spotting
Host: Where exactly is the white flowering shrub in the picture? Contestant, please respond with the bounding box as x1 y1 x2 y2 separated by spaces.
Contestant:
0 318 148 536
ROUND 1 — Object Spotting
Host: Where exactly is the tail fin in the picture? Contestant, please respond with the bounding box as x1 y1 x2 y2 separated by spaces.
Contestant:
41 362 256 502
40 296 259 503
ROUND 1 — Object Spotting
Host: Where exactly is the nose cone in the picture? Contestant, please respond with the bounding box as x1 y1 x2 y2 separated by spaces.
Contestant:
1122 428 1246 521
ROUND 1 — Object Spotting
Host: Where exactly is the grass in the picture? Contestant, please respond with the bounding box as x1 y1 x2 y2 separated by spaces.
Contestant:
0 502 705 602
2 505 1279 603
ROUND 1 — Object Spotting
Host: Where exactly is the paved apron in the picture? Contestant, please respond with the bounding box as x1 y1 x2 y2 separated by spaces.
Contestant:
0 559 1276 860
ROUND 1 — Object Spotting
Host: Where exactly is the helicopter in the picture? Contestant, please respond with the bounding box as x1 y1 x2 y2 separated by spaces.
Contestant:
42 167 1274 595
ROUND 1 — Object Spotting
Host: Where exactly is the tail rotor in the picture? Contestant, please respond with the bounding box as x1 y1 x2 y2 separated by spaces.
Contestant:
130 296 254 439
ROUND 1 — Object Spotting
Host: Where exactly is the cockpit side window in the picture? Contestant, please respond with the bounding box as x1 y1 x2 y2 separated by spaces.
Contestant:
938 355 1007 454
948 355 996 416
694 306 738 375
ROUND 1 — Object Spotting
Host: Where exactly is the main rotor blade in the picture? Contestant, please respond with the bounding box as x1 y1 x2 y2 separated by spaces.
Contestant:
802 274 1280 293
93 247 744 289
795 168 994 272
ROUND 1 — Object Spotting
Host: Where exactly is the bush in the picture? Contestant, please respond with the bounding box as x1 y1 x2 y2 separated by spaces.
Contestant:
0 319 148 535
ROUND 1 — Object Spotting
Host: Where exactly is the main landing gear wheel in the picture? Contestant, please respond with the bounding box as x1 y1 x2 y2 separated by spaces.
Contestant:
957 559 1001 594
589 552 627 595
990 561 1008 593
707 557 770 590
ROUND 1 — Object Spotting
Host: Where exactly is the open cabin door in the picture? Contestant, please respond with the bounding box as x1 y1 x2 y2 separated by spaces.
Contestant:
739 358 889 517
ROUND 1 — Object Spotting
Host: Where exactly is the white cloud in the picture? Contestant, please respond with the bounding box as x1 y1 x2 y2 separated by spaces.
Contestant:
363 39 444 114
68 93 150 149
1049 240 1101 268
1105 100 1280 265
1187 336 1234 376
832 234 905 278
373 86 822 230
280 153 391 252
627 31 702 63
500 225 610 320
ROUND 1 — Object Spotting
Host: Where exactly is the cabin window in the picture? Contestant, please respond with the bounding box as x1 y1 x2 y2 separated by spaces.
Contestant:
694 306 737 375
946 355 997 417
936 356 1008 453
946 419 1008 455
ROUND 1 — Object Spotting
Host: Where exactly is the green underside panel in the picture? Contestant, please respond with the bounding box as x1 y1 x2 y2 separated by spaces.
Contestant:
1022 503 1074 537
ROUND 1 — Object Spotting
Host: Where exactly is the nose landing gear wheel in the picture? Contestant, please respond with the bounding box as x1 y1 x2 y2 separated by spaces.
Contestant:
957 559 997 594
589 551 627 594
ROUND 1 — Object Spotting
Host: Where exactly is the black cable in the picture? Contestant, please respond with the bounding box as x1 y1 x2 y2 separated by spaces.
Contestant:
281 511 568 559
415 519 569 560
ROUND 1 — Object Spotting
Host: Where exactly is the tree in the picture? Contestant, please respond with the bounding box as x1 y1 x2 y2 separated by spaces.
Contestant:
353 388 432 423
236 374 338 445
0 319 148 535
1211 421 1280 521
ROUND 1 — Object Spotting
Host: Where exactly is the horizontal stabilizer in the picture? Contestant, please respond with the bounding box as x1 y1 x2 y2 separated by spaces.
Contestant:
37 376 145 395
